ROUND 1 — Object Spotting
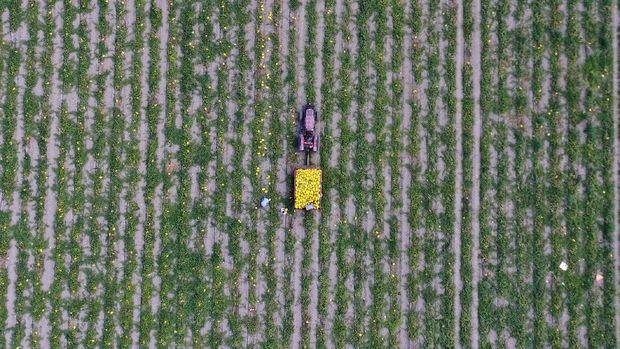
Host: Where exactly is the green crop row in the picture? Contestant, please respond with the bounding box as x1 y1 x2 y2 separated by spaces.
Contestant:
332 1 355 346
477 0 497 344
101 0 130 345
406 0 424 343
33 3 56 345
13 1 40 347
0 17 10 347
119 0 147 346
316 0 336 346
226 0 251 345
351 1 372 346
139 0 164 344
509 0 533 344
459 0 474 345
387 0 406 347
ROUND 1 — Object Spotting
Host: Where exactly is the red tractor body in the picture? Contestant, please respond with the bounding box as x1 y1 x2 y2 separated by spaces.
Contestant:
299 105 319 152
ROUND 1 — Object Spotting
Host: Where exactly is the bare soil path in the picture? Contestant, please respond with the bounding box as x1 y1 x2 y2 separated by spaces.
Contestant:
398 1 414 346
290 1 307 346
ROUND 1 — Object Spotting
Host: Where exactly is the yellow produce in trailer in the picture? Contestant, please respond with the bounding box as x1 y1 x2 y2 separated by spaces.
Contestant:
294 168 322 210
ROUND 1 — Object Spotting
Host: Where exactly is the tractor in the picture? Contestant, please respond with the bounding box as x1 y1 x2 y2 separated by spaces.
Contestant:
298 105 319 155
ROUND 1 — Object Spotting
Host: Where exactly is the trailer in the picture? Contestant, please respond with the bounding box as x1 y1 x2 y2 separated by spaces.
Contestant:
293 167 322 210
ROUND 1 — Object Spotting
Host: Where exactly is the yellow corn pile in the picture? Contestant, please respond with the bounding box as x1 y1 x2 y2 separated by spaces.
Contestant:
294 168 322 209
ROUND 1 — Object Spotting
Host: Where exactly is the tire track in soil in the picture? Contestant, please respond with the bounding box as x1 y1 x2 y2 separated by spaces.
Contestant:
398 0 415 346
453 0 464 345
297 1 321 346
307 0 324 345
290 0 307 345
470 0 482 347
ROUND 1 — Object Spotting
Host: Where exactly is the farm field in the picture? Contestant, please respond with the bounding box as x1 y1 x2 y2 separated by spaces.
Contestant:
0 0 618 347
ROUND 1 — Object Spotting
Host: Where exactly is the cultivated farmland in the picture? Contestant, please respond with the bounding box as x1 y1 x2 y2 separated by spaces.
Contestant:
0 0 618 348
